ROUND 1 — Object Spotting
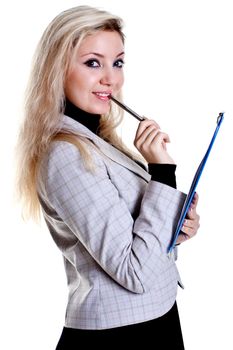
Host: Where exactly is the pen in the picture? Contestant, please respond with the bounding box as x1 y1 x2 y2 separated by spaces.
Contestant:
110 95 145 122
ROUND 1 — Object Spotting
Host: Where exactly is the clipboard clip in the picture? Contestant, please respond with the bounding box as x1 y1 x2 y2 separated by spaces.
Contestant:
217 112 224 125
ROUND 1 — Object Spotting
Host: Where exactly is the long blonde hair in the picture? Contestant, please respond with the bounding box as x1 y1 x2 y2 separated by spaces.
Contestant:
16 5 140 221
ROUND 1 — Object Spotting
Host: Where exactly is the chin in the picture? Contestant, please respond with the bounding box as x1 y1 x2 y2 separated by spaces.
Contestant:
92 105 110 115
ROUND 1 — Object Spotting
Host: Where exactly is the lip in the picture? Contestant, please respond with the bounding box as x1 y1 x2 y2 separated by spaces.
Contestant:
93 91 112 101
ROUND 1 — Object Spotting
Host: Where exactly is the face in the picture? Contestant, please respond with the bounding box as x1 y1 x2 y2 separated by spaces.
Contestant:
65 30 125 114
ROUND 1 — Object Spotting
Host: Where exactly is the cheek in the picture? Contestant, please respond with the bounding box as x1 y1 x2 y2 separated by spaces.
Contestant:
116 73 124 90
65 71 77 99
65 69 90 100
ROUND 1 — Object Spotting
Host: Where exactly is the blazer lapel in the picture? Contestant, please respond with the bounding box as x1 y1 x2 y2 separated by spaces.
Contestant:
62 115 151 182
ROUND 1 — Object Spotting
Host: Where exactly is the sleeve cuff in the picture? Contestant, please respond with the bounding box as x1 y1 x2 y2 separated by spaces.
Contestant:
148 163 177 189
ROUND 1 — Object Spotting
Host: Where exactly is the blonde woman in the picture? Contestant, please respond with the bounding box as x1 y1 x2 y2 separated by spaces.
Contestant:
16 5 200 349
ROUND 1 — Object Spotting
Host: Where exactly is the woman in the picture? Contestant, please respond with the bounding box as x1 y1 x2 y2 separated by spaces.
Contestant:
16 5 200 349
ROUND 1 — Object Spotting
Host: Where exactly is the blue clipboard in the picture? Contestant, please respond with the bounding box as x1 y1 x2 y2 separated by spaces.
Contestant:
168 112 224 253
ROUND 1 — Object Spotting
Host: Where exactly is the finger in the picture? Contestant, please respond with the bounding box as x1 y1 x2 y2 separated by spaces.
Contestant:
186 207 196 220
180 226 195 239
186 207 200 222
135 119 160 140
142 128 161 147
155 132 171 145
186 194 199 218
182 218 200 234
137 131 171 154
136 124 160 144
135 125 160 149
176 233 189 244
190 192 199 209
148 132 171 153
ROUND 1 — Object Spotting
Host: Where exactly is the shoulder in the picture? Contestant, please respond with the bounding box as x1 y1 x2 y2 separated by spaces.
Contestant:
37 140 106 195
40 139 102 174
48 140 82 164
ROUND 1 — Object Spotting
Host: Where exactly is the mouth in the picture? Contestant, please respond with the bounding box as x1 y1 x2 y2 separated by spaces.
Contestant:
93 92 112 101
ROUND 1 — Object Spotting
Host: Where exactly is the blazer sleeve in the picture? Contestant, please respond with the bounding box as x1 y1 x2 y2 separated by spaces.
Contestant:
38 141 186 294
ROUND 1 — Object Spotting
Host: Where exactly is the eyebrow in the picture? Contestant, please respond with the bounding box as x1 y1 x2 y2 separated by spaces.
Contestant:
81 51 125 58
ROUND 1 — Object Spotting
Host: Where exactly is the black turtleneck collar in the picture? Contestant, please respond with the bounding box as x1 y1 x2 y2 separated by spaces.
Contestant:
64 99 101 135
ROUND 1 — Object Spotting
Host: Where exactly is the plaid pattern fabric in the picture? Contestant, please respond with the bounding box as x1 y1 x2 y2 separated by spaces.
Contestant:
37 116 186 329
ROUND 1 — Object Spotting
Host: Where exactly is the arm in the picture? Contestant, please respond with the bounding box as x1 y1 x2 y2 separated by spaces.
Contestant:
40 141 185 294
134 119 200 246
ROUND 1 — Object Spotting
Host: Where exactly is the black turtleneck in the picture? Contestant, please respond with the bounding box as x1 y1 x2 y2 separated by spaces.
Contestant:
65 99 101 135
64 98 176 189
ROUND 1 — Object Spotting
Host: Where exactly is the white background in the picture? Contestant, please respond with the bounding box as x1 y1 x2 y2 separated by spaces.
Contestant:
0 1 232 349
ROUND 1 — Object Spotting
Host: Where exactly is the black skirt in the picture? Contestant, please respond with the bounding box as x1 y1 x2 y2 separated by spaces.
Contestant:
56 302 185 349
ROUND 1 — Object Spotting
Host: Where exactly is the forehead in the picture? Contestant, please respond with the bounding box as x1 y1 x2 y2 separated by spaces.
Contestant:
77 30 124 56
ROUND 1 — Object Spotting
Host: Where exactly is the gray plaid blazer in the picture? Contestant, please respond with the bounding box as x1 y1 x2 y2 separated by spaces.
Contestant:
37 115 186 330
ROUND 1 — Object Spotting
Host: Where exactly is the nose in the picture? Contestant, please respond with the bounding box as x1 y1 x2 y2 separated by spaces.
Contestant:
100 67 115 86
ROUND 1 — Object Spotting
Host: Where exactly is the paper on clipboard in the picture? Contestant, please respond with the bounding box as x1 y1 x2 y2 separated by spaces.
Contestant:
168 112 224 253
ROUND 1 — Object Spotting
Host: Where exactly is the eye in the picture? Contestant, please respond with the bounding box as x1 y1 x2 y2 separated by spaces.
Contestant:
114 59 125 68
84 59 101 68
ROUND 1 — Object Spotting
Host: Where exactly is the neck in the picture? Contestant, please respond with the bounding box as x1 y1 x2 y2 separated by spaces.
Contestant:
64 99 101 135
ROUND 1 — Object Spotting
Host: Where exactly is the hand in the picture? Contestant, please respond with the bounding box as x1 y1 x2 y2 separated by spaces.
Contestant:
134 119 175 164
176 193 200 245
